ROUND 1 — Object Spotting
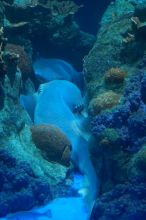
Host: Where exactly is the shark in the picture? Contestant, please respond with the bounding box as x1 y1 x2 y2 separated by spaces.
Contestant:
34 80 98 212
33 58 84 90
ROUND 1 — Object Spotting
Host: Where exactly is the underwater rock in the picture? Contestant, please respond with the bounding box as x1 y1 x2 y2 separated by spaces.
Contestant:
0 2 4 26
90 182 146 220
31 124 71 166
100 0 134 25
83 0 146 195
3 0 95 69
84 20 131 96
97 128 120 151
91 125 130 193
20 92 37 122
91 71 146 153
0 53 68 217
13 0 32 6
141 72 146 102
128 145 146 181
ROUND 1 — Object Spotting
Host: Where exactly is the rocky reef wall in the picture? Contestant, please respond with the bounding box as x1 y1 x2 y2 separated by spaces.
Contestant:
83 0 146 219
0 0 95 216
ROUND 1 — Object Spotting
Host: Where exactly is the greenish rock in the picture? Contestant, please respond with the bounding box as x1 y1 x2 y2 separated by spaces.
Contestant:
101 0 134 25
13 0 32 6
128 145 146 181
98 128 120 147
84 0 139 194
0 53 68 216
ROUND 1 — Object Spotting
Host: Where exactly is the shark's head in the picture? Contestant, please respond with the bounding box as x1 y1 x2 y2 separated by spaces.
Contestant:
62 81 84 114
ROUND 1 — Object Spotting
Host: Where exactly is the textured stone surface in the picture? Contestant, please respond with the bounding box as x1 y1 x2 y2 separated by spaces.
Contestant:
4 0 95 70
0 35 68 216
84 0 146 202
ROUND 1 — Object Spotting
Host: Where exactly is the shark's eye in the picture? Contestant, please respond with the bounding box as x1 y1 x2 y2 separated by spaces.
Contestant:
73 104 84 114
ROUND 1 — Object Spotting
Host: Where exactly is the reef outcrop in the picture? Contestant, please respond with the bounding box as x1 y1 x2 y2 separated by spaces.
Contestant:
3 0 95 70
0 6 75 216
83 0 146 219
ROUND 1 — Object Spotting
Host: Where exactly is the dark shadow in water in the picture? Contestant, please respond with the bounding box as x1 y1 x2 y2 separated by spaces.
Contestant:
74 0 114 35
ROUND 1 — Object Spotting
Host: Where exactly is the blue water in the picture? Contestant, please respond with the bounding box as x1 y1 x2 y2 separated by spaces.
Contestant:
1 198 88 220
1 175 89 220
74 0 113 34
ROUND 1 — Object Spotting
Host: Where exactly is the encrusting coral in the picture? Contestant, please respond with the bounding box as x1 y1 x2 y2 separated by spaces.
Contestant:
104 67 127 85
88 91 120 116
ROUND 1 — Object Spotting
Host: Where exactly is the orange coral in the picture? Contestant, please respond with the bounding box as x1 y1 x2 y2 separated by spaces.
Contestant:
104 67 127 85
88 91 120 116
5 43 33 80
31 124 71 166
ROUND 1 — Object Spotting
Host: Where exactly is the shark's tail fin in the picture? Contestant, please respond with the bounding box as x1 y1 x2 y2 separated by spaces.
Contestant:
72 137 99 216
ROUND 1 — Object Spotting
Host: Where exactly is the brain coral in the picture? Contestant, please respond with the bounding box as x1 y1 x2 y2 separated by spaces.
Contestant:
104 67 127 85
5 43 33 80
31 124 71 166
88 91 120 116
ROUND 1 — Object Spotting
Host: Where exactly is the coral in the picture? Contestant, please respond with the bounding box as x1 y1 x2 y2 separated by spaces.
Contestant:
128 111 146 137
31 124 71 166
15 0 83 16
82 0 146 216
90 69 146 192
104 67 127 85
98 128 120 152
90 182 146 220
0 47 68 217
123 5 146 43
0 149 52 217
141 72 146 103
5 43 33 80
128 145 146 181
40 0 83 17
122 32 135 44
0 26 8 80
91 70 146 153
3 0 95 70
133 148 146 171
88 91 120 116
